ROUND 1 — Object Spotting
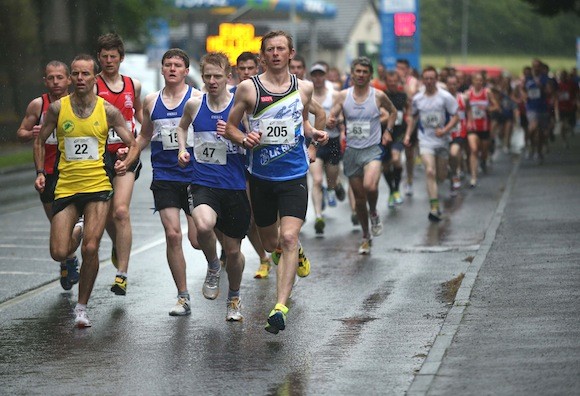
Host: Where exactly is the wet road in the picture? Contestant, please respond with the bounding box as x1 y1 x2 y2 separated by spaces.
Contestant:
0 148 515 395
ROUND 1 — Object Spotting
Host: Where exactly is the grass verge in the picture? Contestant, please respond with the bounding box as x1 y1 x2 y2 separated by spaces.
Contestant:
422 54 576 77
0 148 33 170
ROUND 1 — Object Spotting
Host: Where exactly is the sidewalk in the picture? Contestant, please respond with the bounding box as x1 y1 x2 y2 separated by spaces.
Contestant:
410 134 580 395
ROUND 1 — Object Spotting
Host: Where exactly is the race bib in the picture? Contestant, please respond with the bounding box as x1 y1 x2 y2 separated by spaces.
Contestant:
259 118 294 145
64 137 99 161
107 121 133 144
395 110 404 126
194 141 227 165
420 112 442 128
347 121 371 139
559 91 570 101
472 106 486 120
527 87 541 100
45 129 58 145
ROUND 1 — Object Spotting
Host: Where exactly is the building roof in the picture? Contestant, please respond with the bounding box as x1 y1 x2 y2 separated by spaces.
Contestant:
272 0 370 49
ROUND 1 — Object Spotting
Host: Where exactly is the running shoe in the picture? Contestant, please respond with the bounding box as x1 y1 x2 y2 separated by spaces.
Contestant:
388 193 395 208
469 179 477 189
74 306 91 328
271 248 283 265
351 212 359 226
111 246 118 269
335 183 346 201
60 257 79 290
358 238 371 255
370 212 383 236
297 245 310 278
327 189 337 207
254 257 272 279
265 303 288 334
314 217 325 235
428 209 443 222
452 177 462 190
405 183 413 196
110 275 127 296
226 297 243 321
202 269 221 300
393 191 404 205
169 297 191 316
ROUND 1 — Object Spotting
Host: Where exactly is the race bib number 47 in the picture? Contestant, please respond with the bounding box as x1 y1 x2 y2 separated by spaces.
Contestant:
64 137 99 161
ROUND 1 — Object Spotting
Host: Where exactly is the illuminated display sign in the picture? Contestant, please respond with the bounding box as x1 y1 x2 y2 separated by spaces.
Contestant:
394 13 416 37
206 23 261 65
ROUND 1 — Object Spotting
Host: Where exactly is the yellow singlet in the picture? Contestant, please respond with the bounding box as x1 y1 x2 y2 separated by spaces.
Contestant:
54 95 111 199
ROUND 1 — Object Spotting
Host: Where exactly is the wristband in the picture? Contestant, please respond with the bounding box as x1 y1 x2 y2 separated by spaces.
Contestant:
178 150 188 158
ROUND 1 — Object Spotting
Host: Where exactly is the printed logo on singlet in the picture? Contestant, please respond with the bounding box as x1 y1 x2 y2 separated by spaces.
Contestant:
124 94 133 109
63 120 75 134
261 96 273 103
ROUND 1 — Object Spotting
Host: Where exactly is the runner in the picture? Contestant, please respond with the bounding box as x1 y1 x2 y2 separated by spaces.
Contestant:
224 30 328 334
404 66 459 221
309 62 345 235
177 52 250 321
466 72 498 186
446 74 469 195
233 51 274 279
328 56 397 254
136 48 202 316
396 58 420 196
95 33 143 296
17 60 83 290
383 70 408 208
33 54 139 328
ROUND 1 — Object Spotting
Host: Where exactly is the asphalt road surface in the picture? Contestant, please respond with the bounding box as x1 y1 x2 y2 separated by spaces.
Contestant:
0 147 515 395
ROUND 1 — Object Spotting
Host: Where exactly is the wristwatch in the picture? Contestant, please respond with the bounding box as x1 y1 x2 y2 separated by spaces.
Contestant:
386 127 393 134
36 169 46 176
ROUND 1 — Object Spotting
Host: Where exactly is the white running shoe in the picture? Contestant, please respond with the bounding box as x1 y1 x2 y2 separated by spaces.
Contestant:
226 297 243 321
169 297 191 316
358 238 371 255
370 212 383 236
202 269 221 300
74 306 91 328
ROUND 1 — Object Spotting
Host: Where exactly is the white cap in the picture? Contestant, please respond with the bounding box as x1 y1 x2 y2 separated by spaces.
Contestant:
310 64 327 74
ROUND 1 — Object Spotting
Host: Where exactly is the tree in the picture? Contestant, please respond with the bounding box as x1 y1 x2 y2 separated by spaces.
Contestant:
521 0 580 17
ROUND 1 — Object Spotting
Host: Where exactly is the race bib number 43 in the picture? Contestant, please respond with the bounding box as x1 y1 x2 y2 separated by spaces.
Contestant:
64 137 99 161
259 118 294 145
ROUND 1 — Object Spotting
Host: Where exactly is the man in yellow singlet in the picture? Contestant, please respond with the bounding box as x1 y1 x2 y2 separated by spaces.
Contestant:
33 54 140 329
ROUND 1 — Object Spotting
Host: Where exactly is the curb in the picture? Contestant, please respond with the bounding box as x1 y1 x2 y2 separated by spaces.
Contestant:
407 158 521 395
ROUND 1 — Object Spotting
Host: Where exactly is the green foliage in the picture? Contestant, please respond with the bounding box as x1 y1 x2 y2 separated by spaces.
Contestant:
421 0 580 56
521 0 580 17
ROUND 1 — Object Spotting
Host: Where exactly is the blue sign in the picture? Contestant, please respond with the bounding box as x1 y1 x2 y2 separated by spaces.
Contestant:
146 19 170 68
380 0 421 71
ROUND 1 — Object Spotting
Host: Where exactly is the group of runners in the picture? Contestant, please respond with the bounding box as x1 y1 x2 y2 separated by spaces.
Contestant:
18 27 578 333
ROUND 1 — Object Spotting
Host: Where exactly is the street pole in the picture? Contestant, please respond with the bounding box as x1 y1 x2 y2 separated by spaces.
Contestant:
461 0 469 64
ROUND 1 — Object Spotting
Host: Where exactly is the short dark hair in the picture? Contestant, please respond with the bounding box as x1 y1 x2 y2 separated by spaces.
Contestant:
71 54 99 75
291 54 306 68
162 48 190 68
351 56 373 75
200 52 231 75
260 30 294 54
396 59 410 67
45 60 69 76
236 51 258 66
422 65 438 78
96 33 125 58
